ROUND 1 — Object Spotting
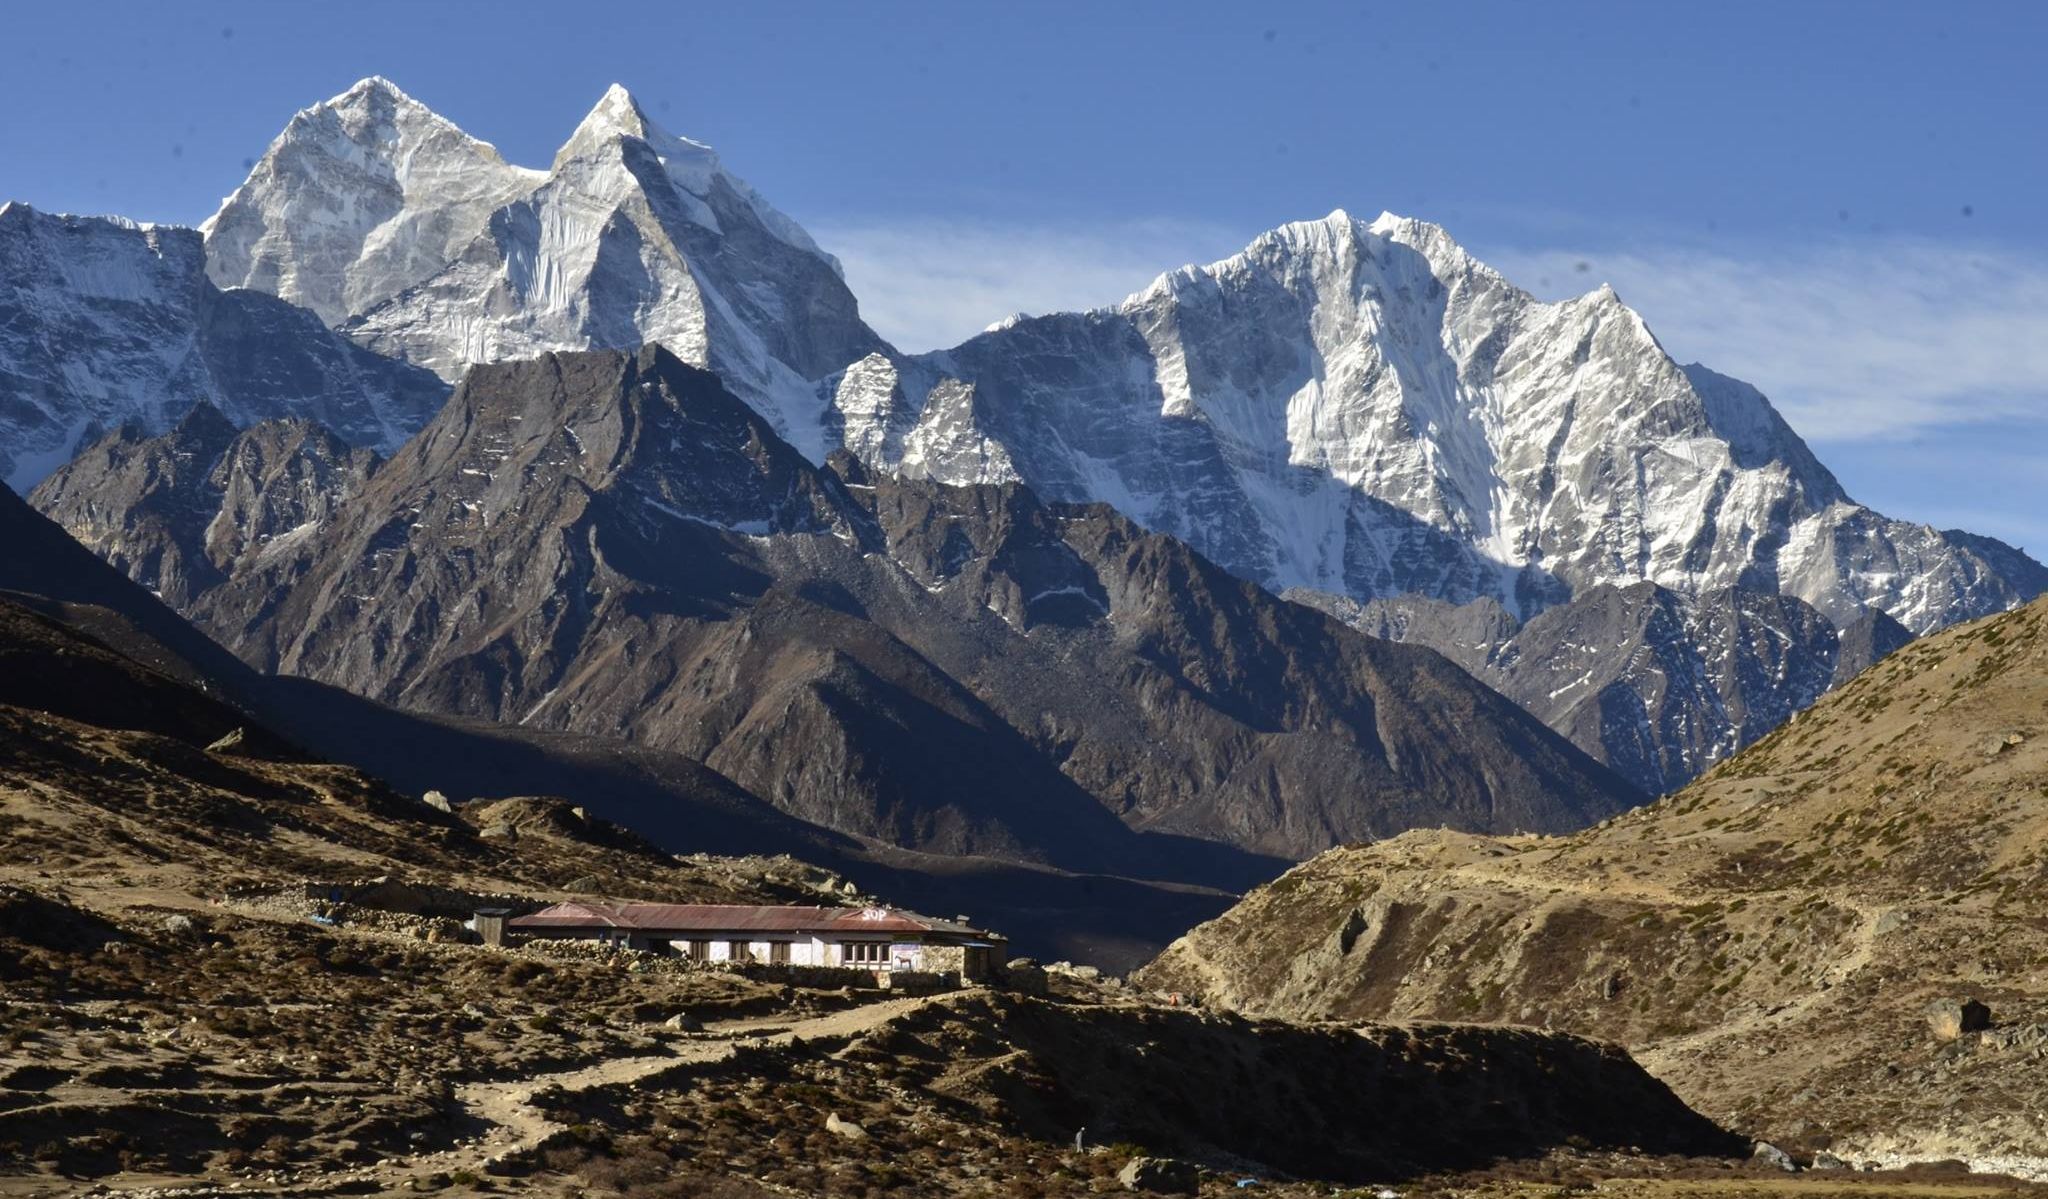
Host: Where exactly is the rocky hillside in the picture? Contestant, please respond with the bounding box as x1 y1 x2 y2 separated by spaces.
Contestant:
1304 582 1914 794
1140 594 2048 1173
41 345 1637 876
2 474 1253 965
0 575 1753 1196
29 402 382 610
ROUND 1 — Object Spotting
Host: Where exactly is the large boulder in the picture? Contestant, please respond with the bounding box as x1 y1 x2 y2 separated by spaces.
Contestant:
1117 1157 1200 1194
1927 997 1992 1041
1751 1142 1797 1172
825 1112 868 1140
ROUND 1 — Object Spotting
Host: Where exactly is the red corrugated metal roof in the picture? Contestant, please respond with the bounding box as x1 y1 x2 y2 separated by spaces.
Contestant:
507 903 979 936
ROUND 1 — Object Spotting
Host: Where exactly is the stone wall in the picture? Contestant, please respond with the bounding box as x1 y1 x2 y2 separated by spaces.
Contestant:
729 963 886 990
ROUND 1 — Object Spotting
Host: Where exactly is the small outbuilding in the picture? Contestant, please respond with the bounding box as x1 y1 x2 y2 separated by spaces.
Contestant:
473 907 513 947
506 902 1005 981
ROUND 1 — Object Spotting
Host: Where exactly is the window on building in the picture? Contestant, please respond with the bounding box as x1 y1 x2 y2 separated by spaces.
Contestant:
770 941 791 965
843 941 888 965
688 940 711 960
729 940 753 963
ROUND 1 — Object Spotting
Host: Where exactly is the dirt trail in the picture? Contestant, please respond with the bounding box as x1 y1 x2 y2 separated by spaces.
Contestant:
380 992 952 1187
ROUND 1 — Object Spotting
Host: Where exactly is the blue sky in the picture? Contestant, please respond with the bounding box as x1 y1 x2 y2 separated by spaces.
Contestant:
4 1 2044 552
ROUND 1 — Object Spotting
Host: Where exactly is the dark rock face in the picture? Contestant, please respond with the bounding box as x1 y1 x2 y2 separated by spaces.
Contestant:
1311 581 1914 796
60 346 1639 870
0 203 446 491
30 405 381 609
1117 1157 1198 1194
1832 606 1915 688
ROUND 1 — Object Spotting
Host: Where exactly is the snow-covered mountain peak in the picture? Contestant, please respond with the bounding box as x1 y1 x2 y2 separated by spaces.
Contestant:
336 74 407 101
260 82 881 455
202 77 541 325
839 207 2042 635
554 82 666 163
552 84 834 270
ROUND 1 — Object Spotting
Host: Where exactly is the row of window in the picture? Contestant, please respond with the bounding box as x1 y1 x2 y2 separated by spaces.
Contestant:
672 939 896 965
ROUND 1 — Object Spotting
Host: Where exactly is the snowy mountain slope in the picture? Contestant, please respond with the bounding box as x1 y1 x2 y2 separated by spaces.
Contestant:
0 202 445 492
832 212 2045 635
204 81 883 461
201 76 544 326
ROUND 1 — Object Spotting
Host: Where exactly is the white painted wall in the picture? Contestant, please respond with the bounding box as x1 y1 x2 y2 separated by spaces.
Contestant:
648 934 925 969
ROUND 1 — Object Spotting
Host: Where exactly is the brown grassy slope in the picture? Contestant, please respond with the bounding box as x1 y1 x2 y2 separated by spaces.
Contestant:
1138 596 2048 1167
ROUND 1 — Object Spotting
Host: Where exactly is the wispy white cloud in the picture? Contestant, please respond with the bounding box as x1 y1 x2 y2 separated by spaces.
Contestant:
1487 239 2048 442
813 217 1248 353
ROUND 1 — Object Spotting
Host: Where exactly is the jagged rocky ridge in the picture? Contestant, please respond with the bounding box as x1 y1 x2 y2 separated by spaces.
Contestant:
1 473 1251 965
31 403 382 610
0 202 445 491
1294 583 1914 795
42 345 1638 872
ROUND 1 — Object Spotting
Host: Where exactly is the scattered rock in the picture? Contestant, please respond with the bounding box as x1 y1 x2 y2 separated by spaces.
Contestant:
162 914 195 935
1004 959 1049 995
563 874 601 892
840 880 859 896
825 1112 868 1140
421 790 453 814
205 727 247 754
1874 910 1909 936
479 822 517 842
1118 1156 1200 1194
663 1012 703 1032
1810 1151 1848 1170
1983 731 2026 756
1926 997 1992 1041
1751 1141 1797 1172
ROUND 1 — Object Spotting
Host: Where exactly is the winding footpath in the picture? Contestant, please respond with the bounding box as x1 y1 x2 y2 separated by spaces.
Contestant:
373 992 952 1190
